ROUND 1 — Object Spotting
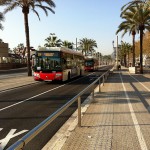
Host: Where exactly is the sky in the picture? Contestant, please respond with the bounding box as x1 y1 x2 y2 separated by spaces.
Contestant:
0 0 135 55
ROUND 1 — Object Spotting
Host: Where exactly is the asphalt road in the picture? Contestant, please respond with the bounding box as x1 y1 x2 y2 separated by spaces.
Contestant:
0 66 112 150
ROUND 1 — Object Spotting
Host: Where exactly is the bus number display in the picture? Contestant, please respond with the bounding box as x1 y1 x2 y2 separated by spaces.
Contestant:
37 52 59 57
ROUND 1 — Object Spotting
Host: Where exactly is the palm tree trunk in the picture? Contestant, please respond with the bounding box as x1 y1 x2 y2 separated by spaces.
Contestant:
124 55 126 67
23 12 32 76
139 29 143 74
132 34 135 67
128 51 129 67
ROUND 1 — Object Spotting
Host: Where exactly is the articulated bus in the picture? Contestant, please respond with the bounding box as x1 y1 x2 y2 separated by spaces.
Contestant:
84 56 99 71
33 47 85 81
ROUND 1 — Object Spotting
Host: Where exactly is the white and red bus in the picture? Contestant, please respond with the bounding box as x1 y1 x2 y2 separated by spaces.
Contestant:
33 47 84 81
84 56 99 71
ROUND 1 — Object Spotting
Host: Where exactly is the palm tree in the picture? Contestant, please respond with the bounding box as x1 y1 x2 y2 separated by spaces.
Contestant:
0 12 4 30
88 39 97 56
119 42 128 67
79 38 89 55
44 34 62 47
116 7 138 67
103 55 112 65
121 0 147 12
121 2 150 73
0 0 56 76
79 38 97 55
62 40 74 49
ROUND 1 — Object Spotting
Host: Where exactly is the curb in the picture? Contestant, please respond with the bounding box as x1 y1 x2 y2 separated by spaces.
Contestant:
0 82 38 93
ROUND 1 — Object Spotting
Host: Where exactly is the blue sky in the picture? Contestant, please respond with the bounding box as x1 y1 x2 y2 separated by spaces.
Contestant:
0 0 134 55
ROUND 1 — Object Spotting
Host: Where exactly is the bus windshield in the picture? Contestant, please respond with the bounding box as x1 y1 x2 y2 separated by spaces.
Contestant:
85 60 94 66
34 52 61 71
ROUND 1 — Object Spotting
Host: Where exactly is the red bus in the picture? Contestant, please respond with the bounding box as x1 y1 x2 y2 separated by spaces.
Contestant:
84 56 99 71
33 47 85 81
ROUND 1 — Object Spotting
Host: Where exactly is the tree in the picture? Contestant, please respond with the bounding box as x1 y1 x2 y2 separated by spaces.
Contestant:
103 55 112 65
62 40 74 49
88 39 97 56
116 6 138 67
44 34 62 47
0 0 56 76
79 38 97 55
0 12 4 31
143 31 150 56
121 0 147 12
135 31 150 57
121 1 150 73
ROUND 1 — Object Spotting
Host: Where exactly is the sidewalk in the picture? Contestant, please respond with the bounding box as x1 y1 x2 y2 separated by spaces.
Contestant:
0 75 36 91
43 67 150 150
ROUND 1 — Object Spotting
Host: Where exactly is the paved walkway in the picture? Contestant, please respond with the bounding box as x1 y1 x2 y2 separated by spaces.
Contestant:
43 67 150 150
0 75 36 91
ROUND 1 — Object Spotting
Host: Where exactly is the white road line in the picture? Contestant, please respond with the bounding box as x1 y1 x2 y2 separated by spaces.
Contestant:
129 74 150 92
0 84 65 112
0 82 39 94
119 73 148 150
0 73 95 112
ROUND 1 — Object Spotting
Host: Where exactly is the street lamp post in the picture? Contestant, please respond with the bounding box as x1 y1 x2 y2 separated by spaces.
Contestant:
112 35 119 70
98 52 101 67
74 38 81 51
76 38 78 51
116 36 118 68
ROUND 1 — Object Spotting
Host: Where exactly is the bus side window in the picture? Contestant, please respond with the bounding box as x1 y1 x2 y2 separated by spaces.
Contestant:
62 58 66 64
62 58 67 69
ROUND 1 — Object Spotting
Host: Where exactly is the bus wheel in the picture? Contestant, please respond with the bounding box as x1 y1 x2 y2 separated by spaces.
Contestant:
80 70 82 76
68 72 70 80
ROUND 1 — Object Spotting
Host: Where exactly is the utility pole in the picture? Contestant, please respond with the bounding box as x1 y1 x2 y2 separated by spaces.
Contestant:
76 38 77 51
112 35 119 70
116 35 118 69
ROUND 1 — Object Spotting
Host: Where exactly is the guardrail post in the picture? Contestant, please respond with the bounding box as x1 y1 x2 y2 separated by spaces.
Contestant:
92 85 94 100
103 76 104 86
78 96 81 127
106 72 108 79
99 78 101 92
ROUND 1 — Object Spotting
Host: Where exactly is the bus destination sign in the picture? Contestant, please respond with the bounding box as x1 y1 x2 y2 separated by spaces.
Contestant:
37 52 59 57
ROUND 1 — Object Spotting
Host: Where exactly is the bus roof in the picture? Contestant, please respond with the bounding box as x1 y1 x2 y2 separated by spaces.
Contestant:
38 47 83 57
84 55 97 60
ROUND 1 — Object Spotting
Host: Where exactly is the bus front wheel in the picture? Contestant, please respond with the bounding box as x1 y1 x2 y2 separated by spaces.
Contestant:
68 72 71 80
80 70 82 76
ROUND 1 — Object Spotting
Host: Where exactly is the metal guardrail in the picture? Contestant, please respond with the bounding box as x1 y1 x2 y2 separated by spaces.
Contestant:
7 68 113 150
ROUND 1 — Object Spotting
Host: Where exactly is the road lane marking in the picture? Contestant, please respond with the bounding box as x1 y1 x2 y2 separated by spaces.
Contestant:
0 82 39 94
0 129 28 150
0 72 96 112
0 84 66 112
0 72 95 94
119 73 148 150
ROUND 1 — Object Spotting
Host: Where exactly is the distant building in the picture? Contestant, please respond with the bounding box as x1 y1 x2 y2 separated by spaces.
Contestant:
0 42 9 57
0 42 27 70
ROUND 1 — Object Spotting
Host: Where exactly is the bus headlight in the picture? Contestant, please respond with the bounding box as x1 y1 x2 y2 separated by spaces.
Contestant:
55 73 62 77
34 73 40 78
